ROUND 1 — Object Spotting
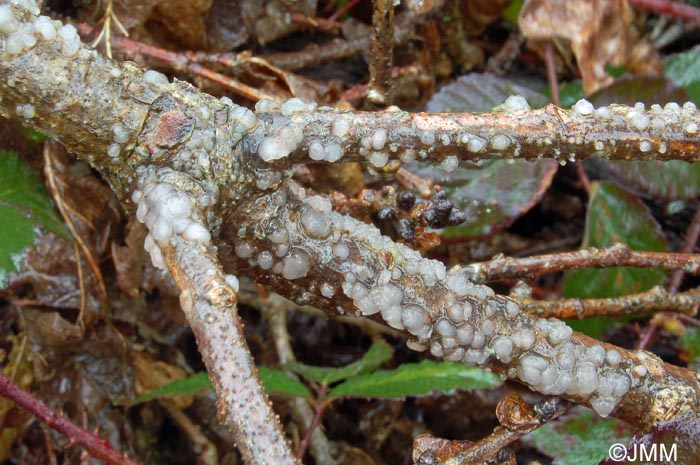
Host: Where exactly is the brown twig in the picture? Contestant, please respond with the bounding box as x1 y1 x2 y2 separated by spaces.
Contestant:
463 243 700 283
413 395 568 464
76 23 277 103
521 286 700 319
637 206 700 349
367 0 395 107
259 295 338 465
0 372 140 465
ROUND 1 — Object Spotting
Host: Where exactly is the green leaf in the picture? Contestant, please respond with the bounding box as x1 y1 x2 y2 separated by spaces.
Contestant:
562 181 668 338
259 367 312 398
503 0 524 24
290 339 394 384
664 48 700 103
0 151 71 287
524 408 635 465
132 367 311 404
681 328 700 371
327 360 500 400
132 372 212 404
557 81 585 109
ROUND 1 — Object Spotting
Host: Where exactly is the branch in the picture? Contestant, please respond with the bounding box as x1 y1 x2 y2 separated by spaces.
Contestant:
0 372 139 465
463 243 700 284
222 182 700 429
1 2 700 453
521 286 700 319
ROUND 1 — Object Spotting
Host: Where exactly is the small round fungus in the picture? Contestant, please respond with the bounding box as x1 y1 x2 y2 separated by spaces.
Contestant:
440 155 458 172
112 123 130 143
435 318 456 338
467 136 487 152
282 249 310 280
664 102 681 111
320 283 335 298
33 15 56 40
573 99 595 116
281 97 316 116
369 151 388 168
455 324 474 346
420 130 436 146
301 207 331 239
683 101 697 111
225 274 240 293
16 103 35 118
333 243 349 260
402 304 429 332
0 5 19 34
626 110 650 131
491 135 511 151
107 143 120 158
492 336 514 362
57 24 80 57
331 117 351 138
590 396 617 417
258 251 274 269
143 69 169 86
371 129 388 150
594 106 612 120
235 242 255 259
684 122 698 135
503 95 530 111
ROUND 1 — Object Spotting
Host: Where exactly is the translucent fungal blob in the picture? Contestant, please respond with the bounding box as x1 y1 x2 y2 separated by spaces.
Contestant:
573 99 594 116
282 249 311 280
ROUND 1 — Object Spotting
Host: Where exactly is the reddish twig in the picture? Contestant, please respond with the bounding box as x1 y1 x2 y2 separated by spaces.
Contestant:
76 23 276 103
628 0 700 23
464 242 700 283
0 373 140 465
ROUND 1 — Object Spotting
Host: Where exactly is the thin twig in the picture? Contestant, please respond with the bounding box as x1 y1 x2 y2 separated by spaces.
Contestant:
628 0 700 23
367 0 395 107
521 286 700 319
637 206 700 349
77 23 277 102
0 372 140 465
463 243 700 284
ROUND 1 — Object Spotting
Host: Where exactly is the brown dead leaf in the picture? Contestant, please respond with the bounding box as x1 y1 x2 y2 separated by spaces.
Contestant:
519 0 662 94
133 351 193 409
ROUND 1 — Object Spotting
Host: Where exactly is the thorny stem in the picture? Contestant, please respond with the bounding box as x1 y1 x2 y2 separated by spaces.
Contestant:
0 372 140 465
464 243 700 283
1 3 700 462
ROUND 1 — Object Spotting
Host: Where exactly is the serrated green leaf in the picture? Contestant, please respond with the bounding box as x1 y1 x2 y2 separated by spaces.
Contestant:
132 372 212 405
327 360 500 400
664 48 700 103
0 151 71 287
524 408 635 465
290 339 394 384
562 181 668 338
259 367 312 398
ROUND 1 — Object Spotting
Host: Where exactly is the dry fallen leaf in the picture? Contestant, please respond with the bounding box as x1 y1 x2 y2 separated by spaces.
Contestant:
519 0 662 94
